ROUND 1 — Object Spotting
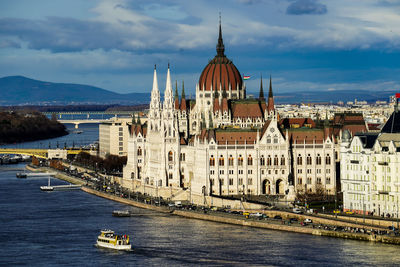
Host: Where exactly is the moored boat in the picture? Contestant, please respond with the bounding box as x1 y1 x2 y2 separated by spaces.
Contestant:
96 230 131 251
112 210 131 217
16 172 27 178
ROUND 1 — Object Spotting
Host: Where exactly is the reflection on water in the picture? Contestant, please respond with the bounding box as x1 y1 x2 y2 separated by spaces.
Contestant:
0 164 399 266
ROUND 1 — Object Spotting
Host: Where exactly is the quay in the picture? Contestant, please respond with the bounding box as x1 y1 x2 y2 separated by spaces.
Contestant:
25 164 400 246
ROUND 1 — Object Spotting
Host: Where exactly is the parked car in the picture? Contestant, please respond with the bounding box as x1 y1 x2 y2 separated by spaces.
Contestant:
293 208 303 214
304 218 313 223
274 215 282 220
345 211 354 215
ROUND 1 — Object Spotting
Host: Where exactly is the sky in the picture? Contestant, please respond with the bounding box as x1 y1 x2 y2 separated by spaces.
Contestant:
1 0 400 96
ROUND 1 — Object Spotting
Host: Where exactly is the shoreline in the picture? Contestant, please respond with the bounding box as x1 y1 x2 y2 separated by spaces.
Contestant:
26 164 400 246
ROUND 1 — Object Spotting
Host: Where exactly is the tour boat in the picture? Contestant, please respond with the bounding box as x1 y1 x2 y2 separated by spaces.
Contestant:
96 230 131 251
16 172 27 178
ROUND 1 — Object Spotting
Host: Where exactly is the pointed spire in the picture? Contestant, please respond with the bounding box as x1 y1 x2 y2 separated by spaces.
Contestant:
152 64 158 92
174 80 178 99
181 81 185 99
268 75 273 98
163 63 174 110
267 75 275 113
216 13 225 57
259 74 265 100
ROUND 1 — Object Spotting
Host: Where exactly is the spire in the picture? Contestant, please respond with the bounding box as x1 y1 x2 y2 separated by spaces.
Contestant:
216 13 225 57
267 75 275 113
163 64 174 110
259 74 265 100
268 75 273 98
152 64 158 92
181 81 185 99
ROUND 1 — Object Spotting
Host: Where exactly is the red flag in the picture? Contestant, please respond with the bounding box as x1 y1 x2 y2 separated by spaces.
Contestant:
396 93 400 98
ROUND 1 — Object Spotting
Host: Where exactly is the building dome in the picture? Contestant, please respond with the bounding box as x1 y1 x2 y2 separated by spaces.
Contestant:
198 24 243 93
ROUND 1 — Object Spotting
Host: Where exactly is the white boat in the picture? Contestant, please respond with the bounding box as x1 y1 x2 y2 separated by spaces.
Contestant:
40 176 54 191
96 230 131 251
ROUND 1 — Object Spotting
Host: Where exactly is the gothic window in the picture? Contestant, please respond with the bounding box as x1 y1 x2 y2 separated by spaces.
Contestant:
238 155 243 166
316 177 322 184
229 178 233 185
316 154 321 165
326 177 331 184
168 151 173 162
280 155 285 166
228 156 234 166
267 155 272 166
180 153 185 161
267 135 271 143
260 155 265 166
168 173 173 180
298 177 302 185
247 155 253 165
307 177 312 184
210 155 215 166
306 154 312 165
326 154 331 165
274 155 279 166
219 155 225 166
297 154 302 165
273 135 278 143
137 147 142 156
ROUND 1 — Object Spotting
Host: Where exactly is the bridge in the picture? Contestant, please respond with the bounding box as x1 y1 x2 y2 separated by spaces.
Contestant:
0 148 88 159
58 119 113 128
42 111 140 118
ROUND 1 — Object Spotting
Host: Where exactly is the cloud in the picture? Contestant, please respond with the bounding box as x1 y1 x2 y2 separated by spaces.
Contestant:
0 39 20 48
286 0 327 15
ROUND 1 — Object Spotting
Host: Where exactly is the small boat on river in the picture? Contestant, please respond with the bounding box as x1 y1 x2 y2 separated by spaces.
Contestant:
96 230 131 251
16 172 27 178
40 176 54 191
112 210 131 217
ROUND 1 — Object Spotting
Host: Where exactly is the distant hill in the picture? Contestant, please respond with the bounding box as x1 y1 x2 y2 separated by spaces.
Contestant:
0 75 395 105
0 76 149 105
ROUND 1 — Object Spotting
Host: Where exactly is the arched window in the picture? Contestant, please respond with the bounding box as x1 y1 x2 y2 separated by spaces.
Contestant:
316 154 321 165
228 156 234 166
297 154 302 165
210 155 215 166
238 155 243 166
274 155 279 166
267 155 272 166
280 155 285 166
168 151 173 162
248 155 253 165
137 147 142 156
219 155 225 166
326 154 331 165
260 155 265 166
306 154 312 165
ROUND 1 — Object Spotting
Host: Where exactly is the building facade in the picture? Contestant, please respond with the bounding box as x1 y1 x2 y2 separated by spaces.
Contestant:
341 109 400 217
99 117 131 157
122 24 338 203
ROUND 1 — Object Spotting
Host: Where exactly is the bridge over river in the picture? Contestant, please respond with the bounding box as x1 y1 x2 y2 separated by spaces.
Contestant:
0 148 91 159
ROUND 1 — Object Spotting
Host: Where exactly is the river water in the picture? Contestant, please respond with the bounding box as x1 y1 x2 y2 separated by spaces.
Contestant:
1 125 400 266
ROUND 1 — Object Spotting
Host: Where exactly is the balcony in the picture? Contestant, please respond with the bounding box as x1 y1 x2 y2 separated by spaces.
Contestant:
350 160 359 164
378 161 388 166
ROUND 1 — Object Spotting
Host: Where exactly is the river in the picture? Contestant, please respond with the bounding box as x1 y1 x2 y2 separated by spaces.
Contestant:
1 125 400 266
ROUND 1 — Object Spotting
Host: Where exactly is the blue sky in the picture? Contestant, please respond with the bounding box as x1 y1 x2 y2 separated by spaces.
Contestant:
1 0 400 96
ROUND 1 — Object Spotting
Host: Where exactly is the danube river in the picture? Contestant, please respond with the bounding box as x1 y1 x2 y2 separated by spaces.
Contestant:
1 124 400 265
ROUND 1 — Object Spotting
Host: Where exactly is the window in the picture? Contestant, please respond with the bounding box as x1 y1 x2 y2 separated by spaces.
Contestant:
267 136 271 143
220 179 224 185
297 177 302 185
228 156 234 166
219 170 224 175
297 169 302 174
180 153 185 161
316 154 321 165
260 155 265 166
316 177 322 184
307 177 312 184
229 178 234 185
168 151 173 162
168 173 173 179
297 155 302 165
210 155 215 166
238 178 243 185
119 142 123 146
210 170 215 175
274 136 278 143
326 154 331 165
248 170 252 174
267 155 272 166
326 177 331 184
306 154 312 165
137 147 142 156
238 170 243 175
280 156 285 166
274 155 279 166
248 155 253 165
326 168 330 174
238 155 243 166
307 169 312 174
248 178 253 185
219 155 225 166
229 170 234 175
